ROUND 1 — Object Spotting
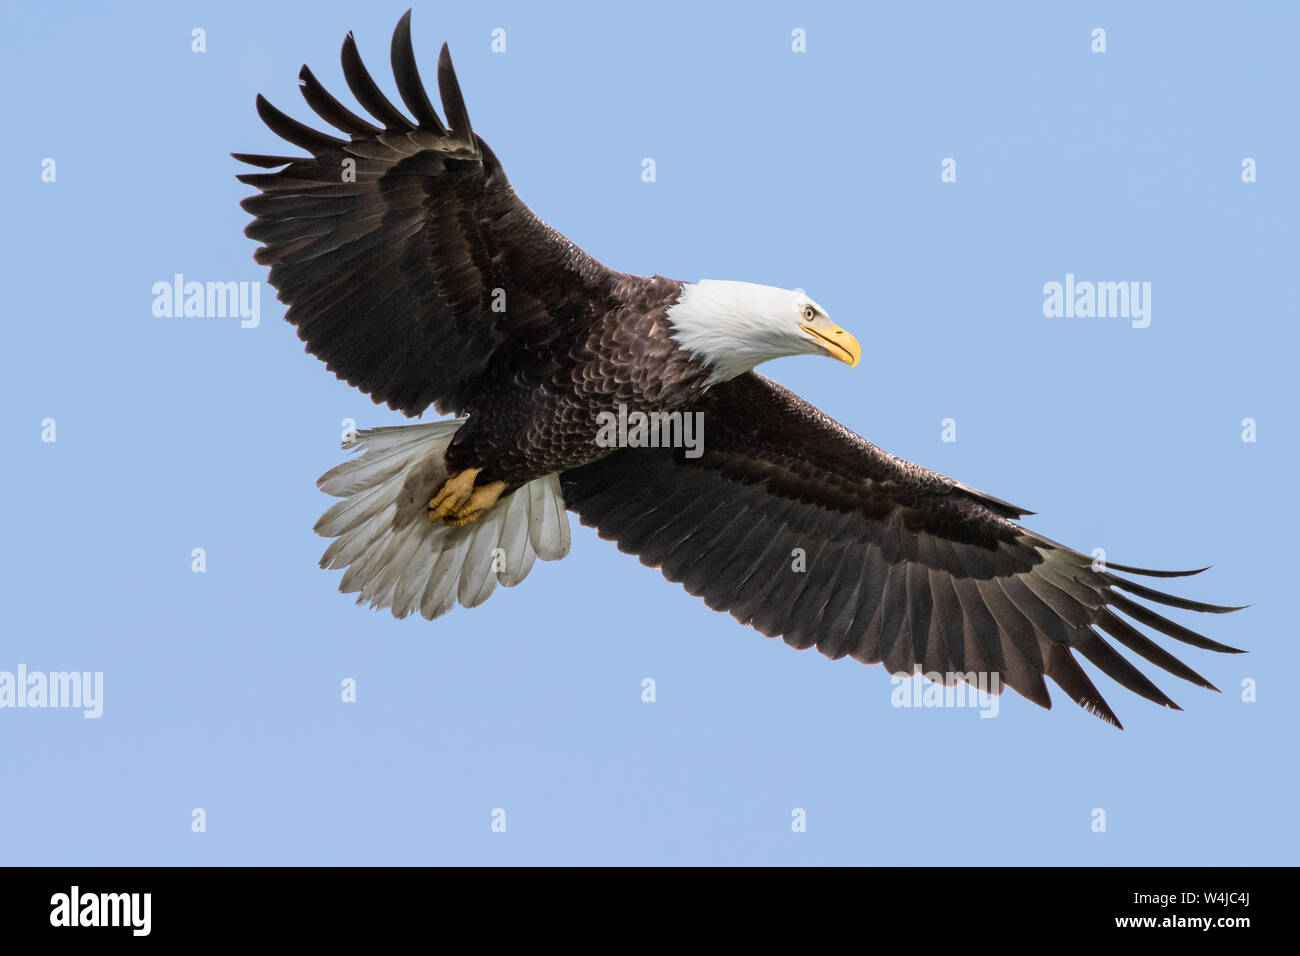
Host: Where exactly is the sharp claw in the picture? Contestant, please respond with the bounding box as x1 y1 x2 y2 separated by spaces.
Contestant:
426 470 504 525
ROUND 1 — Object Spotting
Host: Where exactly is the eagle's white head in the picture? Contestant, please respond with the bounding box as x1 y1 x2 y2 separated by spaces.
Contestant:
665 279 861 383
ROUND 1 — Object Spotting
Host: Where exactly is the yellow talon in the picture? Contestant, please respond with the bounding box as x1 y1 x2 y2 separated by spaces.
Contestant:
443 481 506 525
428 467 481 520
427 468 505 525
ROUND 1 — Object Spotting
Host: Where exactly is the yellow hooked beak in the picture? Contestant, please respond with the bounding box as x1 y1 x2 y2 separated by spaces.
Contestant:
800 315 861 368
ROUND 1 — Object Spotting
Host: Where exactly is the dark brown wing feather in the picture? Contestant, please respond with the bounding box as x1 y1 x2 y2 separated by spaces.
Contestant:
560 372 1244 728
235 11 614 415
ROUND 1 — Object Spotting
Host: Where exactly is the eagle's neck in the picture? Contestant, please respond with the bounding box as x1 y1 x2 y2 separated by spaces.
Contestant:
664 280 804 384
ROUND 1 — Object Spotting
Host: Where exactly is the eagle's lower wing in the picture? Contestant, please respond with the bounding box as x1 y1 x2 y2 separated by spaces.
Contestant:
560 372 1242 727
235 12 612 416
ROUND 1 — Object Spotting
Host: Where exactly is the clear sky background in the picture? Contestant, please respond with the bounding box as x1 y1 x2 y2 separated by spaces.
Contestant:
2 1 1294 865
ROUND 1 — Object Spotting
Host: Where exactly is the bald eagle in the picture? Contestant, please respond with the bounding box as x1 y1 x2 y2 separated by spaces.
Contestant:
236 12 1243 727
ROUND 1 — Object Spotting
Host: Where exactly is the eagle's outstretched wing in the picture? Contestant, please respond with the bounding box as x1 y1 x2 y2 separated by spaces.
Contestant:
561 372 1244 728
235 11 613 416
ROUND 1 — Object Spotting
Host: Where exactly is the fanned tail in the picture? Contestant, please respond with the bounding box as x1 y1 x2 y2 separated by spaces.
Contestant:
314 421 570 620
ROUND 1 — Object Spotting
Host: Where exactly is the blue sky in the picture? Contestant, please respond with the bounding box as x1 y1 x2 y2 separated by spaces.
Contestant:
2 0 1294 865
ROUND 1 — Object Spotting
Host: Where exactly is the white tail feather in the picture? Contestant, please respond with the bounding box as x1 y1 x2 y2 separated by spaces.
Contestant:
314 420 571 620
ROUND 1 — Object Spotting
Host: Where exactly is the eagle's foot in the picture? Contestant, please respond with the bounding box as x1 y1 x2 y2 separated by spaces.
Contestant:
428 467 481 521
442 481 506 526
428 468 505 526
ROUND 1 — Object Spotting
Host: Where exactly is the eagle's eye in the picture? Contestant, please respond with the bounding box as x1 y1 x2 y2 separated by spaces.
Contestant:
802 305 816 321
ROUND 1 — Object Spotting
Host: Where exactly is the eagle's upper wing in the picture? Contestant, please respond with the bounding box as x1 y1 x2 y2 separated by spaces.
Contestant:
235 12 613 416
560 372 1243 727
